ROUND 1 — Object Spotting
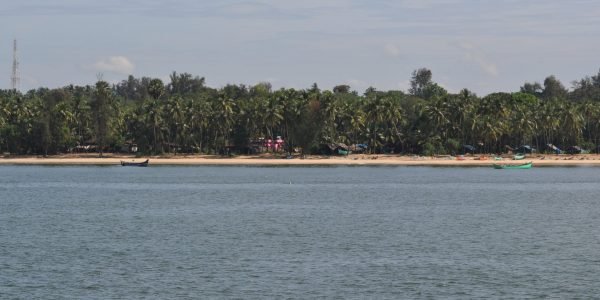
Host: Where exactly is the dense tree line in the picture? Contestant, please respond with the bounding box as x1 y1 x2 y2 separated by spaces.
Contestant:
2 69 600 156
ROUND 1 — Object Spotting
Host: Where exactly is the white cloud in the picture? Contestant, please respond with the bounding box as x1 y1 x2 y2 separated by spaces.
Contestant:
92 56 134 75
384 44 401 57
458 43 498 77
470 55 498 77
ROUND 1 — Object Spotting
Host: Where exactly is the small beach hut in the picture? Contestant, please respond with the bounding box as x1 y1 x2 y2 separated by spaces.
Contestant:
320 143 350 155
505 145 515 154
566 146 583 154
349 144 368 153
462 144 476 154
516 145 535 154
547 144 562 154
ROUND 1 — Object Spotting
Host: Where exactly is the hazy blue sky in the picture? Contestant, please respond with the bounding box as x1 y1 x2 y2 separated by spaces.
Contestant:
1 0 600 95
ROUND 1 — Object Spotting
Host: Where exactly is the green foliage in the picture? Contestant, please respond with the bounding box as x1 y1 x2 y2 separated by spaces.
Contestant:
446 138 461 154
520 82 543 97
148 79 165 100
409 68 433 98
168 72 205 96
2 69 600 156
422 138 444 156
409 68 448 100
91 81 115 156
289 99 323 155
542 75 568 100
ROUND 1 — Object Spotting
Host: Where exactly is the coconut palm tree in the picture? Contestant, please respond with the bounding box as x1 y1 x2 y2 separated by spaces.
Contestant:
141 98 165 153
560 102 584 146
183 97 212 153
263 95 283 143
163 96 185 154
91 81 113 157
213 95 236 154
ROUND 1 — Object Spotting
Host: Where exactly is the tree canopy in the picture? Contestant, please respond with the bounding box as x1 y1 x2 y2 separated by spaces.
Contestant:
2 68 600 156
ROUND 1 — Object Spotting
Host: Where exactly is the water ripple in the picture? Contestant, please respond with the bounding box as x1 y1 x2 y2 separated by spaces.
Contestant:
1 166 600 298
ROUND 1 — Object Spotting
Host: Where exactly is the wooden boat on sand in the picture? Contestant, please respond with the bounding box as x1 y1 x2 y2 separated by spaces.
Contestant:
513 154 526 160
120 159 149 167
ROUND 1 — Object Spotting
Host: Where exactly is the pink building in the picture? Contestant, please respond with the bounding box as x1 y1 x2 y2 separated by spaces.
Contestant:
264 136 285 152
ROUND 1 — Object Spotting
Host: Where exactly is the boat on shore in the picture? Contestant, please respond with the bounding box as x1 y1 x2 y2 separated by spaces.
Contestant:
120 159 149 167
493 161 532 169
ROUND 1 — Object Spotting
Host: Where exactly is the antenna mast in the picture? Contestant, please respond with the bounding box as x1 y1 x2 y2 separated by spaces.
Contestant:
11 39 20 90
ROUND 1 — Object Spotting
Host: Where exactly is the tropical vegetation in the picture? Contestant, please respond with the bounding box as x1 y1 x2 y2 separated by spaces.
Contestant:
2 69 600 156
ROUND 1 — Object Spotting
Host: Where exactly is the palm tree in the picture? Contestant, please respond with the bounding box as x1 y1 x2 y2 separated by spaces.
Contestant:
363 95 384 153
280 89 304 154
536 99 562 150
581 101 600 147
141 98 165 153
213 95 236 154
91 81 113 157
561 102 584 146
163 96 185 154
264 95 283 143
380 97 404 151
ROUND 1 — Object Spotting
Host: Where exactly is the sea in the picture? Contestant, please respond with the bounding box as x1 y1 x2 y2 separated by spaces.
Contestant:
1 165 600 299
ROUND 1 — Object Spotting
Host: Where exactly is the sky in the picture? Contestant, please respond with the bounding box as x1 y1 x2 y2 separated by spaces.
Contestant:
1 0 600 95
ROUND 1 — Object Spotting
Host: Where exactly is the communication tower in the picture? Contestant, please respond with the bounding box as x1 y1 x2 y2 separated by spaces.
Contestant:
11 39 20 90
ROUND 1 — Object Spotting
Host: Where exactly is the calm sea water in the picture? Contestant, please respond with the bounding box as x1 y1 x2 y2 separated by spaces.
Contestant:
2 165 600 298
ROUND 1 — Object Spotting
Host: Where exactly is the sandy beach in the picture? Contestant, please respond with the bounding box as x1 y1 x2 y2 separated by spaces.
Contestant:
2 153 600 166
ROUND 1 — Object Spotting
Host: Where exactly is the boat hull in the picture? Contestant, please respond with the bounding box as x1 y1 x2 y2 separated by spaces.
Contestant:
120 159 149 167
493 162 532 169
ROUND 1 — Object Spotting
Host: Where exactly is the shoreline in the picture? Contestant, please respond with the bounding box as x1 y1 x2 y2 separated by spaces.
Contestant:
2 154 600 166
